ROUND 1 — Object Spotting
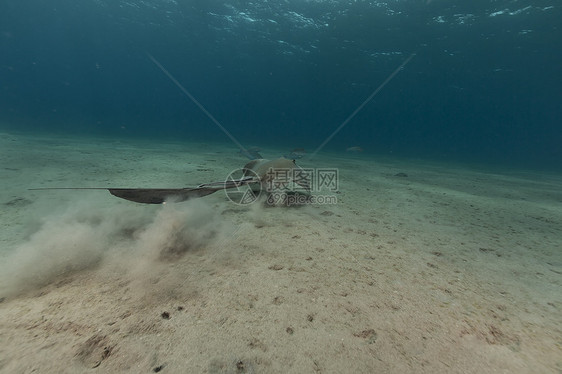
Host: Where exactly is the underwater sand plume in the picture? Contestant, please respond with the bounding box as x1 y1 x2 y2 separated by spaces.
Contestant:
0 198 231 298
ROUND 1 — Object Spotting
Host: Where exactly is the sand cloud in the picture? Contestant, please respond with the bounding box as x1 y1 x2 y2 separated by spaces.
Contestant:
0 197 232 299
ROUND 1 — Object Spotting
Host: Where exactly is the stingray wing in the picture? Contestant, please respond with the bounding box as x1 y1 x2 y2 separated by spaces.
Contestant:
108 176 256 204
108 187 219 204
110 175 257 203
30 176 257 204
30 186 221 204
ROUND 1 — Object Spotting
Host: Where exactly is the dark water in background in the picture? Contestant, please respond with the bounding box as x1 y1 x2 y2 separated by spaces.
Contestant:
1 0 560 169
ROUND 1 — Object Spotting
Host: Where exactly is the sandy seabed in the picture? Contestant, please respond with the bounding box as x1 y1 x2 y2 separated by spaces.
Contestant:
0 132 561 373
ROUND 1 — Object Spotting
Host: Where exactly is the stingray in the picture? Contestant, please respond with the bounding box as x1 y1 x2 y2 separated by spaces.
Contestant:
30 158 309 204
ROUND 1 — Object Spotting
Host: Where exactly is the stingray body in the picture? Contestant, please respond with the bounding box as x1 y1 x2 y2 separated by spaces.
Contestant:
32 158 308 204
242 158 298 181
241 158 310 192
111 157 308 204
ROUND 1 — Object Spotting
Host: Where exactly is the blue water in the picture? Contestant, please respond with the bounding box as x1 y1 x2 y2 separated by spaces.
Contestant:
1 0 560 169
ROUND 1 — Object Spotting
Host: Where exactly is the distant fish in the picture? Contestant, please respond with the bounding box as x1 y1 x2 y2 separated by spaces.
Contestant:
346 146 363 153
239 146 263 160
284 148 306 160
